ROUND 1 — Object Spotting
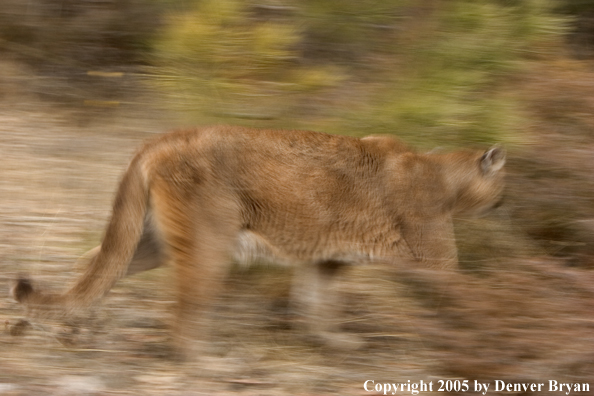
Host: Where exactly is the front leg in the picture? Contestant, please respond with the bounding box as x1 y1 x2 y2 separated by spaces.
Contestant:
291 260 364 349
401 215 458 269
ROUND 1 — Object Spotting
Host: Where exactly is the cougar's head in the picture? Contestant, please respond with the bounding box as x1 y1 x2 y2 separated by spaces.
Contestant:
452 146 506 217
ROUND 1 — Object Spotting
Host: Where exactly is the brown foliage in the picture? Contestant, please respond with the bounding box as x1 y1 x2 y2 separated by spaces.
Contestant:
396 259 594 384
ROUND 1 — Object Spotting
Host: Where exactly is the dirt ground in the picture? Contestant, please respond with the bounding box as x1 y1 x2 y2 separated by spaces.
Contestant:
3 67 594 395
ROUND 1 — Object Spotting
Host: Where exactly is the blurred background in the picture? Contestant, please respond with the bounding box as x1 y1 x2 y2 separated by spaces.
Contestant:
2 0 594 394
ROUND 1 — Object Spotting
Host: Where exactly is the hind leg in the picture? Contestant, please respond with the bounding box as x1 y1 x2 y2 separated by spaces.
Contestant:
170 237 233 360
126 218 165 276
151 184 239 360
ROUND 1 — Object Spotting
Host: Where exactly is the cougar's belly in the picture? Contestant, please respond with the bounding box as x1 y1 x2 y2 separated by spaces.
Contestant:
232 230 293 266
231 230 383 266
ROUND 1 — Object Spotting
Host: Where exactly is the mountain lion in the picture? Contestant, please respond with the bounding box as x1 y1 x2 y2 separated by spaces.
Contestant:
13 126 506 357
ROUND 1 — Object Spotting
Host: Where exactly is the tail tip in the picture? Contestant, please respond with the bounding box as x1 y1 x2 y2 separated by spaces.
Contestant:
12 277 34 303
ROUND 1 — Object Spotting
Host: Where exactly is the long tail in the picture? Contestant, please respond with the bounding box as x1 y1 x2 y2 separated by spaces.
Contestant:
13 154 149 315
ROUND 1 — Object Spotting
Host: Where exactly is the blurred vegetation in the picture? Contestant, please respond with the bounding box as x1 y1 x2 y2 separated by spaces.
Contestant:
151 0 344 122
0 0 160 66
557 0 594 57
0 0 163 105
0 0 573 145
150 0 567 146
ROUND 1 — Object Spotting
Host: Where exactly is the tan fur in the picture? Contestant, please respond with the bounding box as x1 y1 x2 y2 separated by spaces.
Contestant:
13 126 506 357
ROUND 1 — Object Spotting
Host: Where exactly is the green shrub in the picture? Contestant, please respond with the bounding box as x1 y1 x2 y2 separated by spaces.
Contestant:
151 0 567 146
151 0 344 123
325 0 567 147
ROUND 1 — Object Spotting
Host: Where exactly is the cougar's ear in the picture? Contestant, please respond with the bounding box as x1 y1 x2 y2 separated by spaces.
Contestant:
480 146 506 174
